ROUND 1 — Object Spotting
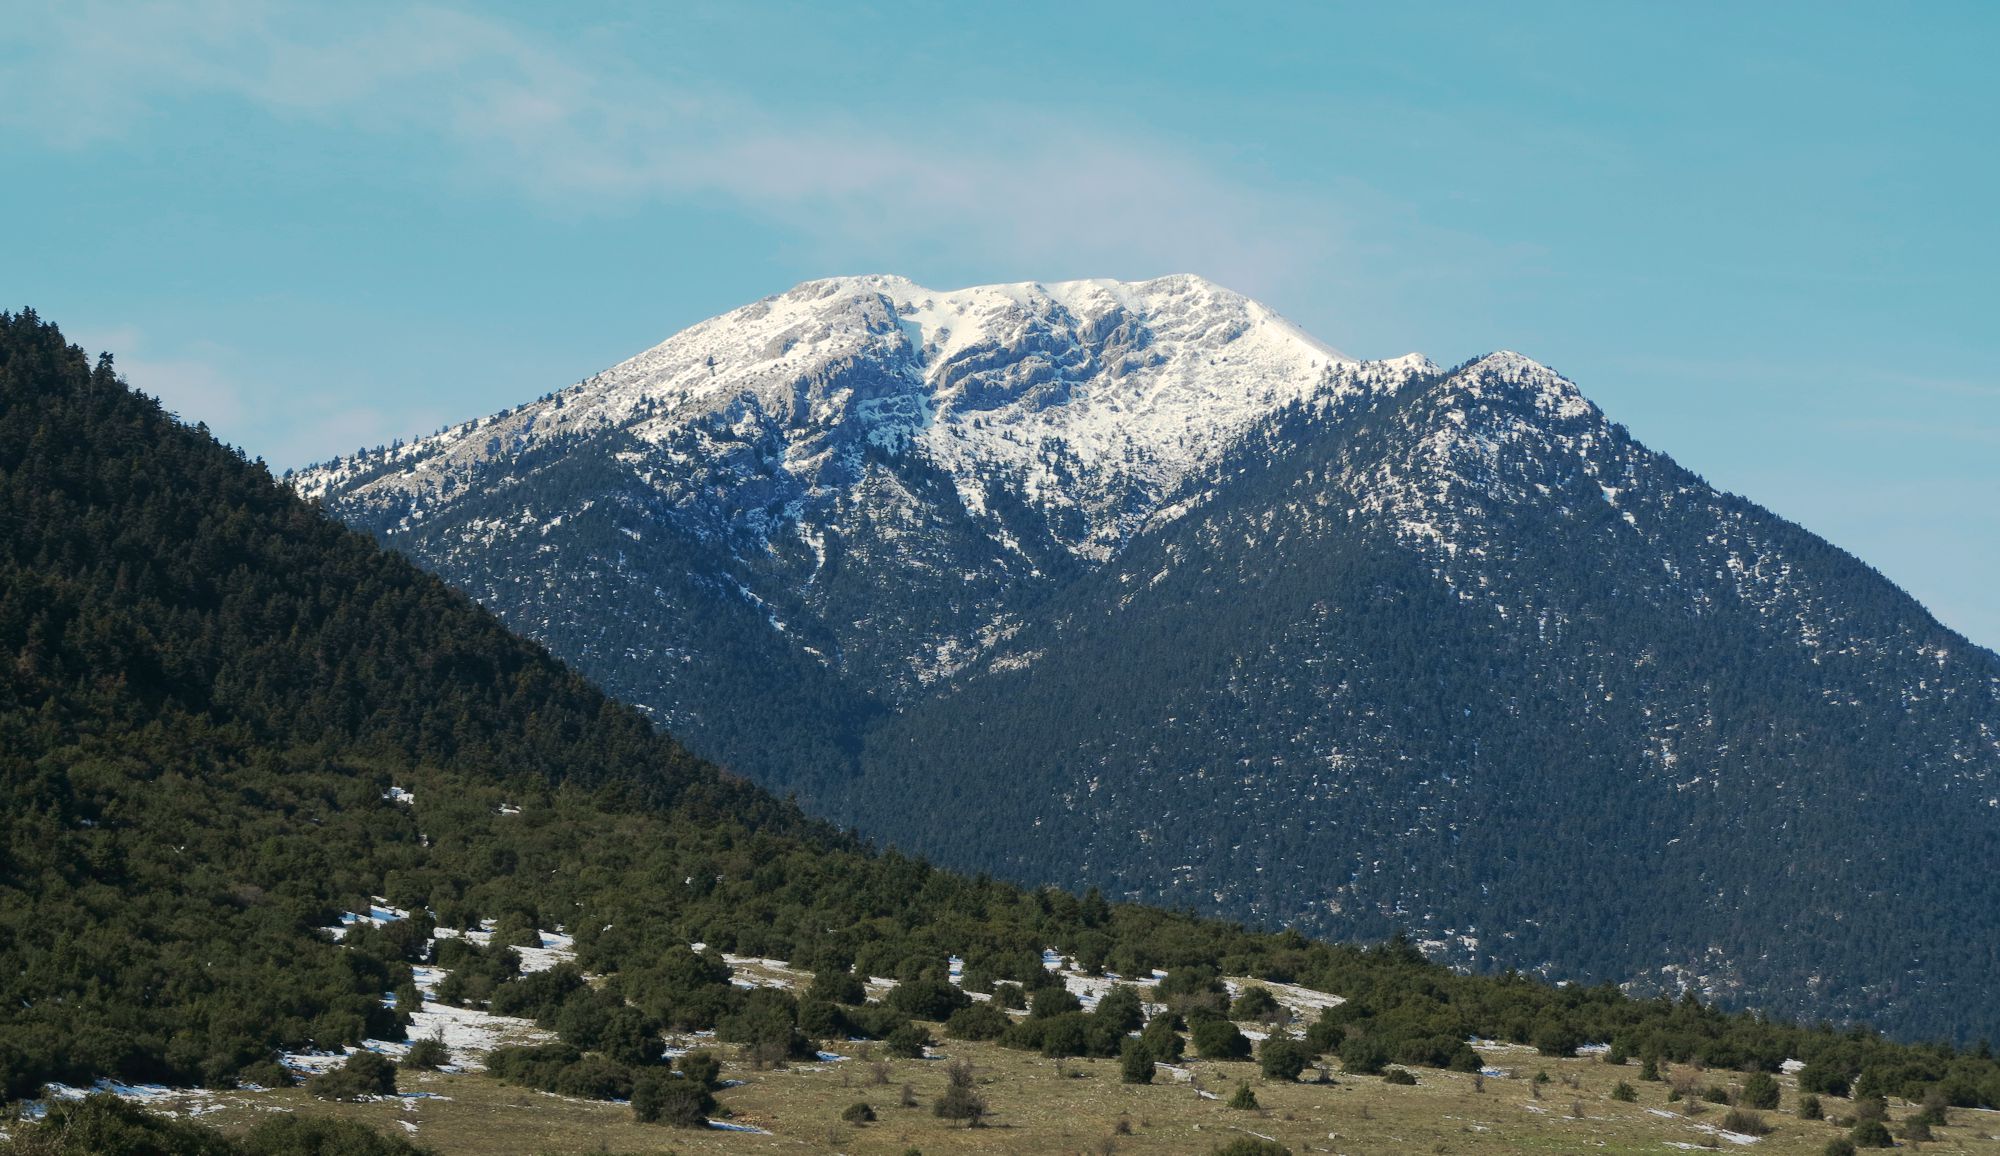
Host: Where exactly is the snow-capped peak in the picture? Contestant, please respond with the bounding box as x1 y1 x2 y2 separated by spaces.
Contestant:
1454 351 1595 421
299 274 1422 558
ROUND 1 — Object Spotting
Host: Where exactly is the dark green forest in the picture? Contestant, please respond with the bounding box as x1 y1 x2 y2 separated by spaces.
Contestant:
4 309 2000 1135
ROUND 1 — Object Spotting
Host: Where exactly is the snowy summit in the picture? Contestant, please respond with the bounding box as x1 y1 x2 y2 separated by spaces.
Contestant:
298 274 1432 561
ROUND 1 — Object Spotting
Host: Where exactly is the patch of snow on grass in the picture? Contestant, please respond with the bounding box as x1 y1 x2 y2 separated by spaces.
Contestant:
1224 976 1345 1022
398 998 552 1071
720 953 808 990
514 929 576 974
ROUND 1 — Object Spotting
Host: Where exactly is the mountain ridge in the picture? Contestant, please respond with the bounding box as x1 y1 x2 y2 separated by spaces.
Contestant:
296 277 2000 1043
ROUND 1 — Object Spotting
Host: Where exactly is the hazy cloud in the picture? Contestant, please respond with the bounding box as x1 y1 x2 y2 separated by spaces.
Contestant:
3 1 1337 296
68 323 438 467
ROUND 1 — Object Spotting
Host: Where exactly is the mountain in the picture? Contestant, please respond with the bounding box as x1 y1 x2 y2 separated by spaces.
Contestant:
12 308 2000 1150
296 277 2000 1044
295 275 1405 773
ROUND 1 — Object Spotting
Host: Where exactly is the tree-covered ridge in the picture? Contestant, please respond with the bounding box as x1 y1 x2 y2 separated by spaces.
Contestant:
0 310 793 820
3 308 1999 1129
0 307 791 1096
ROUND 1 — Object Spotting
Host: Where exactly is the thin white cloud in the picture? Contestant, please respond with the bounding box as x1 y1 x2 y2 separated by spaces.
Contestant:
70 324 251 431
67 322 439 467
2 1 1338 296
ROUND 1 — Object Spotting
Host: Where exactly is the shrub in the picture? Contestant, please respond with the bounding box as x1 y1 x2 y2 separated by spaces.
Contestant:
1095 985 1145 1033
1031 986 1083 1019
992 982 1027 1010
799 998 842 1039
488 963 585 1020
1191 1017 1251 1061
946 1003 1012 1041
1723 1109 1772 1136
552 1054 634 1101
1121 1039 1155 1084
934 1081 987 1125
1701 1084 1733 1104
1338 1035 1389 1076
841 1101 877 1123
494 912 543 949
1900 1118 1934 1142
1798 1062 1854 1098
1799 1093 1824 1120
885 1023 931 1059
1382 1067 1418 1086
809 968 867 1005
934 1061 986 1126
1824 1141 1857 1156
717 989 811 1063
888 978 971 1021
235 1060 294 1089
841 1001 912 1041
1227 1081 1259 1109
1531 1019 1583 1058
1639 1055 1661 1081
309 1051 398 1100
1155 965 1224 1001
1611 1081 1637 1102
1848 1119 1895 1148
1742 1070 1781 1110
631 1070 715 1127
1141 1013 1185 1063
404 1037 449 1071
486 1043 579 1088
659 1050 713 1091
1230 986 1281 1022
581 1006 660 1067
1035 1012 1092 1058
1258 1038 1312 1082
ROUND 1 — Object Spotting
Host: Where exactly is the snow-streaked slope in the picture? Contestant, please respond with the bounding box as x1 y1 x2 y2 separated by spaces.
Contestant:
299 274 1400 560
296 275 1432 707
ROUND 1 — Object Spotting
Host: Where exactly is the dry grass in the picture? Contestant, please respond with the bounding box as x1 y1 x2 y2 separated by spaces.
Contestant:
122 1038 2000 1155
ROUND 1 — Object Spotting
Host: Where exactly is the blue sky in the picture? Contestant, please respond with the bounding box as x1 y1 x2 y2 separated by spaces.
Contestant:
4 2 1996 648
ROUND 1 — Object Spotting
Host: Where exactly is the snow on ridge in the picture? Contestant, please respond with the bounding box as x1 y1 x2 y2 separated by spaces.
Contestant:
296 273 1407 557
1455 351 1595 421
